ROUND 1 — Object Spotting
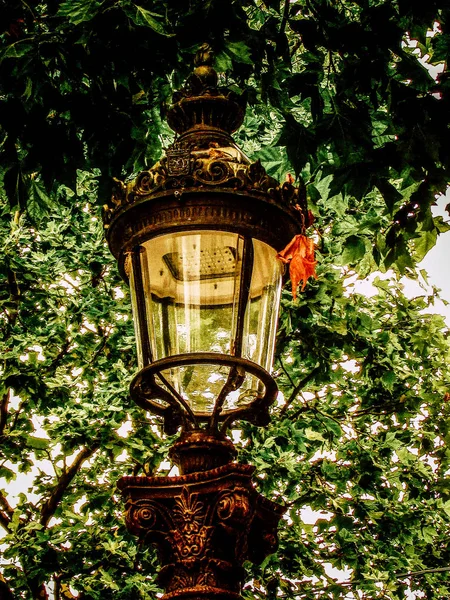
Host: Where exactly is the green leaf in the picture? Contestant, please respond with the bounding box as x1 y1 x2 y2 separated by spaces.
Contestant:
26 436 50 450
225 41 253 65
253 147 291 181
434 216 450 234
215 50 233 73
412 229 438 262
341 236 367 265
57 0 103 25
421 526 437 543
27 178 54 222
261 0 281 11
381 370 396 391
323 418 342 438
0 466 15 482
121 4 173 36
304 428 325 442
0 40 34 62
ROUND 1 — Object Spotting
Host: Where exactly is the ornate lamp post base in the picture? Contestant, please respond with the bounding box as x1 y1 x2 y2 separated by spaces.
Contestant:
118 459 285 600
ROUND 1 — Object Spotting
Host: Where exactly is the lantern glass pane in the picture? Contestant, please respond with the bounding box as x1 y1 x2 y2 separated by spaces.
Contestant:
141 231 243 358
229 240 283 409
243 239 283 371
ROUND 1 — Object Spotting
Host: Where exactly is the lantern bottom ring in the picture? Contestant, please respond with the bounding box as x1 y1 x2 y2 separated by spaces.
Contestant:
130 353 278 427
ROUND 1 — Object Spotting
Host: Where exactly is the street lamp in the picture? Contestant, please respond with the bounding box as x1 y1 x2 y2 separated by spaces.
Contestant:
103 44 312 600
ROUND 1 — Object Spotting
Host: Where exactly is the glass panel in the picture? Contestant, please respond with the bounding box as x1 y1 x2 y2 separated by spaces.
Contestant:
141 231 243 358
159 364 231 414
235 240 283 405
136 231 244 414
242 239 283 370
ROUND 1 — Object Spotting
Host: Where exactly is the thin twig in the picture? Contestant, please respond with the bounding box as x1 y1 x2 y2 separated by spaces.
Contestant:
20 0 36 19
277 357 296 388
398 566 450 578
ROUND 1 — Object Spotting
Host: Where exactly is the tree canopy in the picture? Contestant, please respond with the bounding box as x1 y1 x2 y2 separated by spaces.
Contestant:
0 1 450 599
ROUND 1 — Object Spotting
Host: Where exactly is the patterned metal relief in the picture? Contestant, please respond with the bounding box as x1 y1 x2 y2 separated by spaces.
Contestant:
120 465 284 600
104 140 308 231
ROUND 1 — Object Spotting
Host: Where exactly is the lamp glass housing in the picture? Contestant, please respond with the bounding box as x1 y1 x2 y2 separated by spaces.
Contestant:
128 230 283 415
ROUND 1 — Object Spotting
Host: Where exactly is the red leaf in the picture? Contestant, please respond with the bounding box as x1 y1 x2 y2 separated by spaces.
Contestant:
277 235 317 300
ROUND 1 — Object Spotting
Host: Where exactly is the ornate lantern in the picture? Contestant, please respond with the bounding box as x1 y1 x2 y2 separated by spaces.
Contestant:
104 44 311 600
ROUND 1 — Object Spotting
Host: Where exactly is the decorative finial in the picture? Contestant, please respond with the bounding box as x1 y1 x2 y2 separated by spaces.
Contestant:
167 42 245 134
194 42 214 67
188 42 218 94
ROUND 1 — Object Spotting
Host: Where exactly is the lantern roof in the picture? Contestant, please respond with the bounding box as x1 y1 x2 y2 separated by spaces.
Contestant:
103 44 311 259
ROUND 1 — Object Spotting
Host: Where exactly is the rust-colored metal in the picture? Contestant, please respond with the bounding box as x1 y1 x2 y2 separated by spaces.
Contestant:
118 459 285 600
168 430 237 475
105 154 308 276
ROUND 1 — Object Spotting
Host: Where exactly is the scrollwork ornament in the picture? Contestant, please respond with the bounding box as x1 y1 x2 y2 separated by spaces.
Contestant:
170 570 214 591
216 489 251 525
127 500 157 532
134 169 159 195
107 146 308 219
192 158 233 185
216 493 235 521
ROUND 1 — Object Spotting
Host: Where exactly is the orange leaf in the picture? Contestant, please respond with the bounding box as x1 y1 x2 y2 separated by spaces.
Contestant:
277 235 317 300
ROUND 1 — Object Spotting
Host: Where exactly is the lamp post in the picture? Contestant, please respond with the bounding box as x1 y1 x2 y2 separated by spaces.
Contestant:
103 44 312 600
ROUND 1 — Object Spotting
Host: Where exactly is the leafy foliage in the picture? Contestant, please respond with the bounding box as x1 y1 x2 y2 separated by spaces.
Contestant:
0 1 450 599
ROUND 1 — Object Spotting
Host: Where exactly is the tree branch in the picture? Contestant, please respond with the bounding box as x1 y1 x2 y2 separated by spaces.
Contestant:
279 365 321 417
0 389 10 436
0 489 14 519
279 0 290 34
0 509 11 532
45 338 71 374
0 572 14 600
398 566 450 578
40 444 99 527
0 490 14 532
